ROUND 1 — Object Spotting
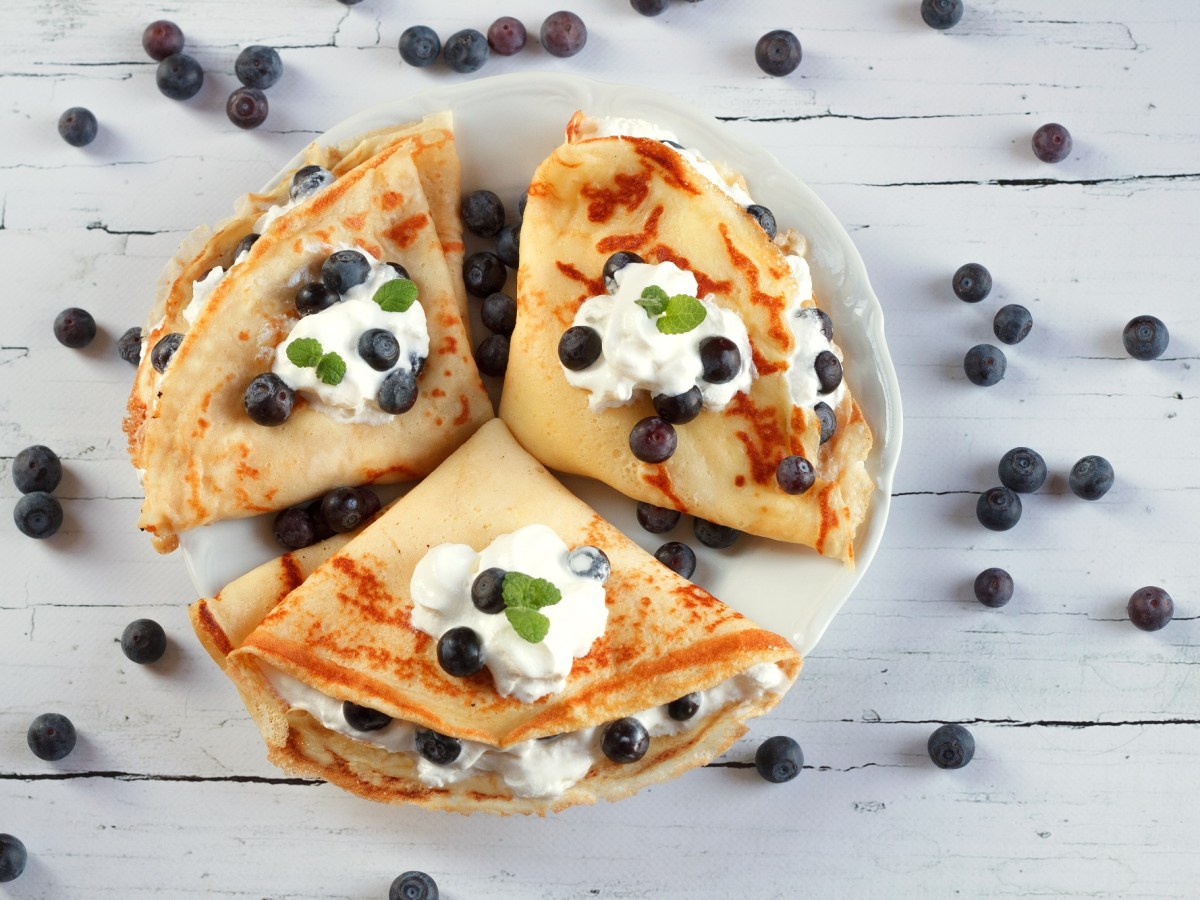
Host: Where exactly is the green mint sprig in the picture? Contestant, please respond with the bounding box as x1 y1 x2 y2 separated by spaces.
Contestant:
502 571 563 644
373 278 418 313
285 337 346 386
634 284 707 335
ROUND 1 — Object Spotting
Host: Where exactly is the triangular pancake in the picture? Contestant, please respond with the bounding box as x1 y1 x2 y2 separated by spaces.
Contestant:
134 132 492 551
499 114 873 563
195 420 800 815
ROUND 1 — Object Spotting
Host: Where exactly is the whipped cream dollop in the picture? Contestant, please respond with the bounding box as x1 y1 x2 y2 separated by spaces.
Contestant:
181 244 253 327
409 524 609 704
263 661 789 800
271 247 429 425
563 260 755 413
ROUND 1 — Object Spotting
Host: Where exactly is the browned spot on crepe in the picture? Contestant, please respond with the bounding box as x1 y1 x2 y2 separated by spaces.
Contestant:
385 212 429 249
633 141 703 196
725 393 786 485
645 245 732 299
343 214 365 231
642 466 686 511
580 167 652 223
596 204 663 254
453 395 471 426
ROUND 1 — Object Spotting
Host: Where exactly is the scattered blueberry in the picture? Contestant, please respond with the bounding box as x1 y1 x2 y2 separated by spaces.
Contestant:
472 568 508 614
1123 315 1169 360
14 492 63 539
151 332 184 372
776 455 816 495
226 87 268 129
390 871 439 900
272 505 318 550
57 107 98 147
798 306 833 340
655 541 697 578
1127 586 1173 632
667 693 700 721
290 165 334 201
295 282 340 317
27 712 76 761
475 334 510 377
399 25 441 67
632 0 670 16
487 17 527 55
602 251 644 292
322 250 370 294
629 416 678 463
415 729 462 765
343 701 391 732
443 28 489 74
921 0 963 29
1032 123 1072 163
567 545 610 582
495 224 520 269
963 343 1006 386
13 445 62 494
378 369 419 415
235 45 282 90
755 29 802 77
117 326 142 366
1069 455 1114 501
699 336 742 384
461 190 505 237
755 735 803 783
480 292 517 337
540 11 588 58
974 567 1013 608
358 328 400 371
243 373 294 426
814 350 843 393
53 307 97 349
321 486 368 533
142 20 184 61
437 626 486 677
952 263 991 303
601 717 649 763
462 251 507 298
746 204 777 239
234 233 259 259
156 53 204 101
637 501 682 534
928 723 975 769
814 401 837 444
558 325 603 370
653 386 703 424
121 618 167 664
993 304 1033 345
976 486 1022 531
998 447 1046 493
0 834 27 884
694 517 740 549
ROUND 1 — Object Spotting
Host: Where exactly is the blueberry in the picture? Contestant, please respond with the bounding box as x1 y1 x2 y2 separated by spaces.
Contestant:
443 28 489 74
481 292 517 337
495 224 520 269
814 402 837 444
776 455 816 495
121 618 167 664
928 723 975 769
415 729 462 765
142 20 184 61
463 251 507 298
992 304 1033 345
667 693 700 721
746 204 777 239
568 545 610 582
321 486 368 532
1122 315 1169 360
322 250 371 293
474 334 510 378
629 416 677 463
399 26 441 67
798 306 833 341
631 0 669 15
151 332 185 373
305 498 336 542
243 373 294 426
13 445 62 494
699 336 742 384
461 190 505 238
814 350 843 394
558 325 603 370
963 343 1006 386
234 45 282 90
974 567 1013 608
976 486 1022 531
487 16 527 55
437 626 486 677
602 251 644 293
637 501 681 534
755 29 802 77
694 517 740 549
342 701 391 732
1069 455 1114 501
601 717 649 763
387 262 411 280
156 53 204 101
117 326 142 366
755 735 803 783
1032 123 1072 163
234 233 259 259
654 541 697 578
14 492 63 539
921 0 963 29
540 11 588 58
295 282 340 317
358 328 400 371
378 368 419 415
226 87 269 129
273 505 319 550
357 487 381 521
57 107 98 147
652 387 703 424
518 190 529 219
390 871 439 900
998 447 1046 493
471 567 507 614
1127 586 1173 632
53 307 97 348
0 834 26 883
290 165 334 202
660 139 685 149
27 712 76 761
952 263 991 303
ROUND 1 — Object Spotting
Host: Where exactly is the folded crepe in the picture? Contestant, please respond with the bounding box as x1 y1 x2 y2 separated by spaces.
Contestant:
192 419 801 815
129 114 492 551
500 112 873 563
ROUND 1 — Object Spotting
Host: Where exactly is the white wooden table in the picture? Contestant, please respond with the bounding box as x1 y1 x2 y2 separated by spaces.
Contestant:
3 1 1197 897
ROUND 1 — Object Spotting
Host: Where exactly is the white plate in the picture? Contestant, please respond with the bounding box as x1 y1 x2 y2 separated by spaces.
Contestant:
179 72 903 657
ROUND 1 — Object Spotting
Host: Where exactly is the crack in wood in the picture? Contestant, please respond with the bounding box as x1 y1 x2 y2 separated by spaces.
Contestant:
861 173 1200 189
855 717 1200 728
718 112 1020 123
86 221 170 236
0 770 323 786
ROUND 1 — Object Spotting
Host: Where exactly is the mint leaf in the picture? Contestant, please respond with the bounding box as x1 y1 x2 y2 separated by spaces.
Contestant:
374 278 418 313
315 352 346 386
286 337 324 368
656 294 708 335
502 571 562 611
635 284 669 319
505 607 551 644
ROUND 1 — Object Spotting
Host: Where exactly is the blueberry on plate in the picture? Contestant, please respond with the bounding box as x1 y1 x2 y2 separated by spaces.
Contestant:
694 517 740 549
151 332 185 373
540 11 588 58
652 386 703 424
390 870 439 900
601 717 649 763
632 0 670 16
974 567 1013 608
928 723 975 769
378 368 419 415
57 107 98 147
272 505 319 550
14 492 63 539
755 29 802 76
1032 123 1072 163
814 350 843 393
226 87 269 129
295 282 340 317
654 541 697 578
602 251 643 293
475 334 510 377
399 25 441 67
629 416 677 463
461 189 505 238
1069 455 1113 501
558 325 602 370
667 693 700 721
415 729 462 765
993 304 1033 345
495 223 520 269
636 501 681 534
117 326 142 366
814 401 837 444
321 486 368 532
776 455 816 495
13 445 62 494
746 204 777 239
243 373 294 426
1127 586 1173 632
699 336 742 385
976 486 1021 531
462 251 507 298
358 328 400 371
1122 315 1169 360
487 16 527 55
443 28 489 74
322 250 371 293
142 20 184 60
156 53 204 101
755 735 803 783
952 263 991 303
921 0 963 29
964 343 1006 386
471 567 507 614
568 545 610 582
53 307 97 348
437 626 485 677
343 701 391 732
234 45 282 90
480 291 517 337
121 618 167 664
998 447 1046 493
27 712 76 761
0 834 27 884
289 165 334 201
